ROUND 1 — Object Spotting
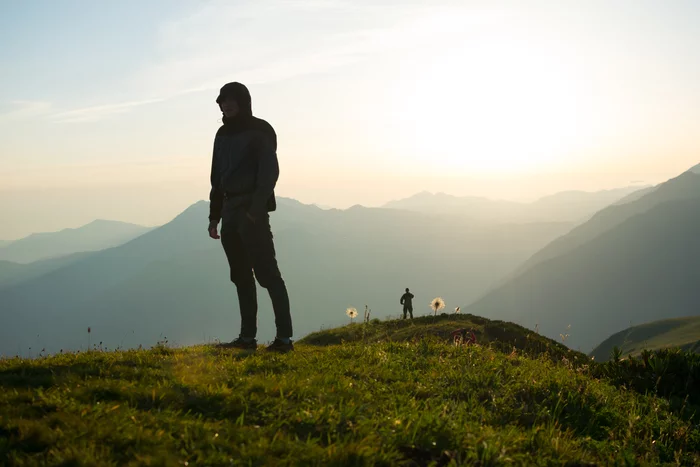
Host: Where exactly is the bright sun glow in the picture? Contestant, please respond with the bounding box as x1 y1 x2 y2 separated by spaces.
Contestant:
389 27 596 175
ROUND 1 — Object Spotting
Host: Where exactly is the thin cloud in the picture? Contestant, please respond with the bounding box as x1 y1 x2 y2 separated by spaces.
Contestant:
135 1 506 94
0 100 52 123
46 1 506 123
140 1 500 91
49 97 166 123
48 86 210 123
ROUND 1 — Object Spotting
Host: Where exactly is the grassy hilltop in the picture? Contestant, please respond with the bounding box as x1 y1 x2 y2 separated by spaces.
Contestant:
1 315 699 466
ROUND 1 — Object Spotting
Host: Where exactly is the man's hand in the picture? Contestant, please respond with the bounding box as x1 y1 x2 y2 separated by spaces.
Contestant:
208 220 220 239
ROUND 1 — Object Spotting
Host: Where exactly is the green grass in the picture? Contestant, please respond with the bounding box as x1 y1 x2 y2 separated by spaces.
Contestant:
303 314 590 366
1 317 699 466
590 316 700 361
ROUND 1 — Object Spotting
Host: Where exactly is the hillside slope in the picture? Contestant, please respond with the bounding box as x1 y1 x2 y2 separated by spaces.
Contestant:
468 197 700 352
1 317 698 465
591 316 700 361
0 252 94 289
512 171 700 276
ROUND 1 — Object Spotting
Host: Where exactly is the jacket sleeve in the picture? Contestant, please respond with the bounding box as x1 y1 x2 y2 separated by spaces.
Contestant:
209 136 224 222
249 130 279 217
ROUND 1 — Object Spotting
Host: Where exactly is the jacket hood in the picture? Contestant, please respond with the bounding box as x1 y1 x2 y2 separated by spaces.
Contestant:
216 82 253 120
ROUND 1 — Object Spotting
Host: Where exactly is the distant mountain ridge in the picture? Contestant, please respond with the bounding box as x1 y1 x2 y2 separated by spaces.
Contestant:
383 186 647 224
0 219 153 264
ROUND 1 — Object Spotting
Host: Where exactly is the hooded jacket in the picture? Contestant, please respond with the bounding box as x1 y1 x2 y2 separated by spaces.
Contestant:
209 82 278 222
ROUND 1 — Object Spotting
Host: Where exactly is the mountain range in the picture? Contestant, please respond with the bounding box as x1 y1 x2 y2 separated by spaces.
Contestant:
0 199 572 356
2 168 697 357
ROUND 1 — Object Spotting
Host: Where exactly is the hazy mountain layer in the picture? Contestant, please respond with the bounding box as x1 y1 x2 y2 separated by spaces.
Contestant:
0 252 94 289
383 186 646 224
0 219 153 264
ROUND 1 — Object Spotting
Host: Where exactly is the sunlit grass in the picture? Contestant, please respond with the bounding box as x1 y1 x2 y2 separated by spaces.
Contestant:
1 318 698 465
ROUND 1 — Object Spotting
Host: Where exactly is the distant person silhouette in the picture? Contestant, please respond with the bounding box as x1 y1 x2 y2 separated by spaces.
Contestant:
400 288 414 319
207 82 293 353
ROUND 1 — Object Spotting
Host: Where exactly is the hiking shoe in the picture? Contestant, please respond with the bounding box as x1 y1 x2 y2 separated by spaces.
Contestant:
265 338 294 353
218 337 257 350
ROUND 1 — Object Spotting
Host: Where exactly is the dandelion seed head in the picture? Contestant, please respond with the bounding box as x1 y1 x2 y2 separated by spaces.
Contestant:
430 297 446 312
346 307 358 318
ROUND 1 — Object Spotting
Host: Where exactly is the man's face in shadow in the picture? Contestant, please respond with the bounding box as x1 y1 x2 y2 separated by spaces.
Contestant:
220 97 240 118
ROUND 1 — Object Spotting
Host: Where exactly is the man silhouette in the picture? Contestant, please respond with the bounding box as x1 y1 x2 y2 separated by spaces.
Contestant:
208 82 293 353
400 288 414 319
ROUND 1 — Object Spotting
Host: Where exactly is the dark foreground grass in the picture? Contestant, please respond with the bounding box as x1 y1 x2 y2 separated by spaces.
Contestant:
1 337 699 466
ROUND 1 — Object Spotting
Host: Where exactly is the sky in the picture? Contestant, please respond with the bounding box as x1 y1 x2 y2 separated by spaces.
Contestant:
1 0 699 239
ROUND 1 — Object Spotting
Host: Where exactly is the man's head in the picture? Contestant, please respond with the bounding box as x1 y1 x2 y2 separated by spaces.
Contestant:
405 288 409 293
216 82 252 119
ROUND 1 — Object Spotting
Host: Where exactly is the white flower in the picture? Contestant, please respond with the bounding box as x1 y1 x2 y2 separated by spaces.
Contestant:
346 307 358 321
